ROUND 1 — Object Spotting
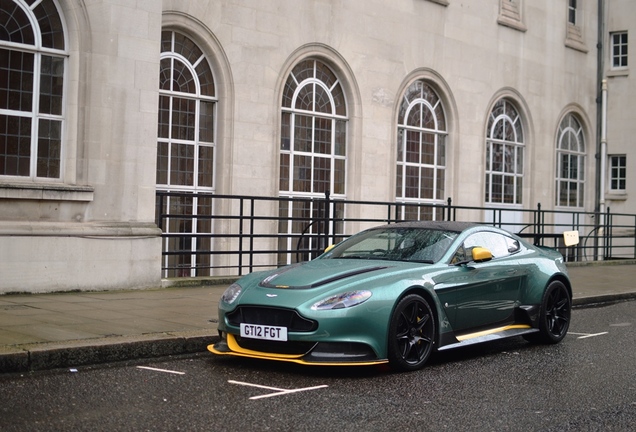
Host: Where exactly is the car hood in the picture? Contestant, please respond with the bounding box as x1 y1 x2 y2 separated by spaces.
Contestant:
257 259 392 290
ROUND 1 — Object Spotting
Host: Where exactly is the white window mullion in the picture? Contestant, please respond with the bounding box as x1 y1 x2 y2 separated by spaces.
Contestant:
30 52 42 177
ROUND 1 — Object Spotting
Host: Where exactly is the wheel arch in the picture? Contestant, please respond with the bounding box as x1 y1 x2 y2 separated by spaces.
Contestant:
548 273 573 299
392 285 442 346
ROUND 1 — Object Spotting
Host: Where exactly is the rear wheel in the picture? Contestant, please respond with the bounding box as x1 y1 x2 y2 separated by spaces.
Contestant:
525 280 571 344
387 294 436 371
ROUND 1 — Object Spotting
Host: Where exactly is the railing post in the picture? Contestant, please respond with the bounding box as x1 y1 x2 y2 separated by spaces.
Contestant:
536 203 542 246
321 190 331 255
604 207 611 260
238 198 244 275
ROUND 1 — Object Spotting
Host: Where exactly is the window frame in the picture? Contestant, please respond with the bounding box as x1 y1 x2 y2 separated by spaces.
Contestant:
156 30 217 193
0 0 69 181
610 31 629 70
155 30 218 278
279 59 348 199
608 155 627 193
555 114 586 209
395 79 448 221
485 99 525 206
278 58 349 265
567 0 577 25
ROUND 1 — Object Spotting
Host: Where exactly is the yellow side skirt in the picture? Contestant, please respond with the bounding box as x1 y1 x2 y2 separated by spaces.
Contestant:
456 324 532 341
208 334 388 367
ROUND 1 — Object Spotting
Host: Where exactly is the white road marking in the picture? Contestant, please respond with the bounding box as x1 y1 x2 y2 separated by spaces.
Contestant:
568 332 609 339
228 380 286 391
228 379 328 400
136 366 185 375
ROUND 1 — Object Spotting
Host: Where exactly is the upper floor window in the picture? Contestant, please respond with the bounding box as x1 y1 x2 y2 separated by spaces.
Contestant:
567 0 577 25
555 114 585 208
565 0 587 52
485 99 524 205
0 0 66 179
611 31 628 69
609 155 626 192
396 80 447 220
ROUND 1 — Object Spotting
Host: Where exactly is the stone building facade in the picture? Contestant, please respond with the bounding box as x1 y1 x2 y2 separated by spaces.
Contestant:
0 0 633 293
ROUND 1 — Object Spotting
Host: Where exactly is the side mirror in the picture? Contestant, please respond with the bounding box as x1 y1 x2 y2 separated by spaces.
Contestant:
472 247 493 262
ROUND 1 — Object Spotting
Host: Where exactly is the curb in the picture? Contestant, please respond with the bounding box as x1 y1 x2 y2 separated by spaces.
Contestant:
0 332 220 374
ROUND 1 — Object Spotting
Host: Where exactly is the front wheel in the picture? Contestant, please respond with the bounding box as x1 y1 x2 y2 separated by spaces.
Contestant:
387 294 436 371
525 280 571 344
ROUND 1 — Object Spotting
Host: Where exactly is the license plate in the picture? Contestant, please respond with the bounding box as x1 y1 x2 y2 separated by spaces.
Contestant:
240 323 288 341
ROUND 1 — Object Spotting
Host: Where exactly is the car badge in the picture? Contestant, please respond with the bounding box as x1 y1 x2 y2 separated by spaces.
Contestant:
266 294 278 298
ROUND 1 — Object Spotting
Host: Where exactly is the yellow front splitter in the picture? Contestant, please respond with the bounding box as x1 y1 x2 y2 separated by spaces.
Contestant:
208 334 388 367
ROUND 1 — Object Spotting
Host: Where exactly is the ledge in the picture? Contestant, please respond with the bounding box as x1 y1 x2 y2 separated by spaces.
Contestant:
423 0 449 6
607 69 629 78
0 221 162 238
605 192 628 201
497 16 527 32
565 24 588 53
0 182 94 202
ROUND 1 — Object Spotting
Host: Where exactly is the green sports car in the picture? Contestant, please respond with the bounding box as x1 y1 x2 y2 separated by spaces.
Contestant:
209 221 574 371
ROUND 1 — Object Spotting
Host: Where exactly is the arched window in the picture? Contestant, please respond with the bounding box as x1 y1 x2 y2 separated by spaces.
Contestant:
280 59 347 196
396 80 447 220
279 59 347 264
156 30 216 277
556 114 585 207
0 0 66 179
485 99 524 205
157 30 216 191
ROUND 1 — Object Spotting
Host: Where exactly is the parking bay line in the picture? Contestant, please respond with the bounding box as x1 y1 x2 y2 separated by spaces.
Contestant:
568 331 609 339
228 379 328 400
136 366 186 375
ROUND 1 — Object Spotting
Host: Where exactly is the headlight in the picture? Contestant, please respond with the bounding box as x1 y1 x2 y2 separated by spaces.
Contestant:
311 290 372 310
221 283 242 304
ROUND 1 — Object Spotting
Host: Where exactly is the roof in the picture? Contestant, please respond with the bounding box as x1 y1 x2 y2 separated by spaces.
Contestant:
372 221 483 233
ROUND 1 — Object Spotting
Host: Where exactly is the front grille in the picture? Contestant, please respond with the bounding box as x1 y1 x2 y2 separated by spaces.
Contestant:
235 337 317 355
226 306 318 332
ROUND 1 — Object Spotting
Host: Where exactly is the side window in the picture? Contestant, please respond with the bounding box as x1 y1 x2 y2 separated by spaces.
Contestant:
505 236 520 253
463 232 511 259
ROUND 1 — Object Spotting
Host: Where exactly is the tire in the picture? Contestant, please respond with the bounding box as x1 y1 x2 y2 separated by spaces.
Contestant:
525 280 571 344
387 294 436 371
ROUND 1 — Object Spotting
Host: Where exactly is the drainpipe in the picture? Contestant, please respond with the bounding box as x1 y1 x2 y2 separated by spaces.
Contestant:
600 79 607 216
594 0 605 260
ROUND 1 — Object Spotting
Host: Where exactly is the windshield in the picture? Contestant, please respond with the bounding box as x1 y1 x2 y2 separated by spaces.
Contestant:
322 227 459 263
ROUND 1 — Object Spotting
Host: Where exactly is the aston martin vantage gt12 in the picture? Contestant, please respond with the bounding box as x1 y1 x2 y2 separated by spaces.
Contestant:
209 221 575 371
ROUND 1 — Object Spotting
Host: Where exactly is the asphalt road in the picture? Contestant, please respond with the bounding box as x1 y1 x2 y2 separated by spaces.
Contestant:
1 300 635 432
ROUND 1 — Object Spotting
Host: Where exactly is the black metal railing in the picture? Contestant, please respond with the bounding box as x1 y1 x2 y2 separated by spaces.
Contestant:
155 191 636 277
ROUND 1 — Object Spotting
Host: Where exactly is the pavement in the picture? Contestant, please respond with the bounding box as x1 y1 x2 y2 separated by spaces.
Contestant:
1 262 635 373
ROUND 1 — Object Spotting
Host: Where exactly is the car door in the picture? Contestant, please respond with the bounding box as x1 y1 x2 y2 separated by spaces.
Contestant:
443 232 525 333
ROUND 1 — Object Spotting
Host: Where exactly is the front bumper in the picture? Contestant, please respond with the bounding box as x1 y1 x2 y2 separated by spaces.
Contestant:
208 333 388 366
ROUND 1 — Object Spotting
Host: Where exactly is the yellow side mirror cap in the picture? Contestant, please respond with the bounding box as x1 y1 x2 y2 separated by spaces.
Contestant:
472 247 493 262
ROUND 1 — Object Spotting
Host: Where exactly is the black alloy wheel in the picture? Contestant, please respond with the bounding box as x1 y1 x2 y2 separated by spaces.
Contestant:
388 294 436 371
525 280 571 344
